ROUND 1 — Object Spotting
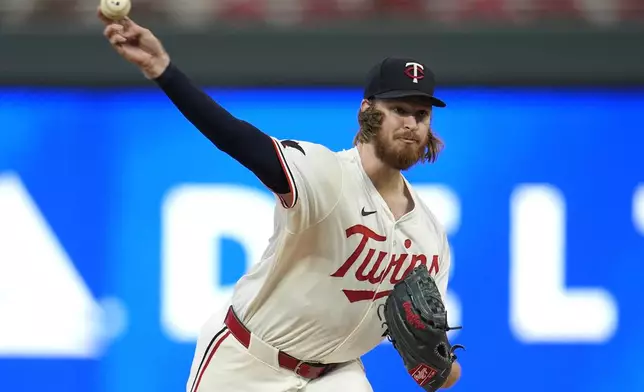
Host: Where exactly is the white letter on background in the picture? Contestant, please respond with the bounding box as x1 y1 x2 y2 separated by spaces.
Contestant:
634 185 644 236
161 184 274 341
510 184 617 343
0 172 104 357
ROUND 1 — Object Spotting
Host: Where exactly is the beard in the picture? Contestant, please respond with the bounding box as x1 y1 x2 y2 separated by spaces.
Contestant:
373 130 426 171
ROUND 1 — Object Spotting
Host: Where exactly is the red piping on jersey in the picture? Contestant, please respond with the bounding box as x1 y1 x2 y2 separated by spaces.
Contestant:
271 138 298 209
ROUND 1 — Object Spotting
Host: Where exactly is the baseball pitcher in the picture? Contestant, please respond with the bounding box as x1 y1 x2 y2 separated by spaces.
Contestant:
100 10 464 392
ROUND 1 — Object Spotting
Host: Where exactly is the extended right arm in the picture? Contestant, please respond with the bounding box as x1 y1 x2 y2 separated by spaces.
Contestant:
99 14 341 221
154 62 290 195
98 11 290 195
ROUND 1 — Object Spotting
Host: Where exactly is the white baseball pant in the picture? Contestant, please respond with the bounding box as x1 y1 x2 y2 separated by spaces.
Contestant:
185 304 373 392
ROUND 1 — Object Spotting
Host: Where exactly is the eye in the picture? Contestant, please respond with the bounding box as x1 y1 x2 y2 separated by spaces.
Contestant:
393 107 408 115
415 110 431 123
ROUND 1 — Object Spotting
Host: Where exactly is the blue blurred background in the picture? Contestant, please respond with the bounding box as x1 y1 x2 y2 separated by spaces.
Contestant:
1 86 642 392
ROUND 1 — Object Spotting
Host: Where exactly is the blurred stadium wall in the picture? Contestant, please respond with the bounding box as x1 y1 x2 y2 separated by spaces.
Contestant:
1 0 643 86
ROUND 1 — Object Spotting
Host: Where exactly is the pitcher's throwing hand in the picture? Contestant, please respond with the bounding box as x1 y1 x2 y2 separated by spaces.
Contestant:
98 8 169 79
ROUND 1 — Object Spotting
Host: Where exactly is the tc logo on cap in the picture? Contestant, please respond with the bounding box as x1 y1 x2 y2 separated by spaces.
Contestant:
404 62 425 84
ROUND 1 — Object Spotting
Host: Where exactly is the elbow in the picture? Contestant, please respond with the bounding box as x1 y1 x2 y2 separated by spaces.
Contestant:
441 361 461 389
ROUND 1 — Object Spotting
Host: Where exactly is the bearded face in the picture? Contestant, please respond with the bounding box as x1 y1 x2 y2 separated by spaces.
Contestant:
357 98 441 170
373 115 428 170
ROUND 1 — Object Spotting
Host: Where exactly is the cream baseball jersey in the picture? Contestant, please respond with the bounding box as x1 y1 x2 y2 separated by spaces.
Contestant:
229 138 451 365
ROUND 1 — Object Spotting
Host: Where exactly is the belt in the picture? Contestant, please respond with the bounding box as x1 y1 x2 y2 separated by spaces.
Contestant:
224 306 334 380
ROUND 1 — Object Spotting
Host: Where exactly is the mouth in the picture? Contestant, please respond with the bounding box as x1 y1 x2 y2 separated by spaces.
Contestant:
398 138 418 144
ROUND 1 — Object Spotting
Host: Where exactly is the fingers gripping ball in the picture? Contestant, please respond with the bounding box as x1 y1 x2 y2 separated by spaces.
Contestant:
383 266 465 392
100 0 131 20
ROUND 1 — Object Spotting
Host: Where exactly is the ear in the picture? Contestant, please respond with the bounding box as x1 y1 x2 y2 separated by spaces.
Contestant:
360 99 372 112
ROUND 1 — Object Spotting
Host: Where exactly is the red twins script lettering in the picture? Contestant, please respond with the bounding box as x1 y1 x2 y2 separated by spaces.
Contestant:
330 224 439 303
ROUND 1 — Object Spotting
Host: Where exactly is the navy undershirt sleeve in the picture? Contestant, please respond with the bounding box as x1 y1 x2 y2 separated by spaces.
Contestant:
153 62 290 194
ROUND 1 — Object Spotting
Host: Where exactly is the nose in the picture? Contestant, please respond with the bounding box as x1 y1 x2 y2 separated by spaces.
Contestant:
402 114 418 130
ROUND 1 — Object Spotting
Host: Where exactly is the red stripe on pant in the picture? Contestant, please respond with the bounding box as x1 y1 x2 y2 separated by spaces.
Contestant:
193 331 232 392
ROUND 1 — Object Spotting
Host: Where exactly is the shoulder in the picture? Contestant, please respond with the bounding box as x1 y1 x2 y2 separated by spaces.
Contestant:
273 139 333 155
273 138 357 171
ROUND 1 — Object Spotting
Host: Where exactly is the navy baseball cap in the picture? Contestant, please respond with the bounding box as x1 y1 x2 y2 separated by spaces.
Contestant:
363 57 446 108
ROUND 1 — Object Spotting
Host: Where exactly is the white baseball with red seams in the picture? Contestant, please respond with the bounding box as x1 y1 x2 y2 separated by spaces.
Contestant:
185 140 451 392
99 0 131 20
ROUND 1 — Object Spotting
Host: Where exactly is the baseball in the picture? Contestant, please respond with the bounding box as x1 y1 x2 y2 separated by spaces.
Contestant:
100 0 131 20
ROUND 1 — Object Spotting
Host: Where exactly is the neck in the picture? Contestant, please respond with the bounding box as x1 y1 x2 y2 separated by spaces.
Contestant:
357 142 404 196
